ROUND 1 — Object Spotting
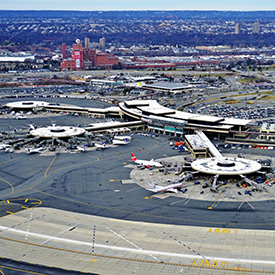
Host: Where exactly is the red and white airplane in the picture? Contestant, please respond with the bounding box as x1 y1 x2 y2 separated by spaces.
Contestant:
147 181 183 193
130 153 162 168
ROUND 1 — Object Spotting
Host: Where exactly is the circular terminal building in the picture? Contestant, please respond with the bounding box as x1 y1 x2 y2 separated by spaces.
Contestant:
191 157 262 176
30 125 86 139
6 101 50 110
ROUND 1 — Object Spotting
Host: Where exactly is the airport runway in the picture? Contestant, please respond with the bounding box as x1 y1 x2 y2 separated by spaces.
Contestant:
1 112 275 274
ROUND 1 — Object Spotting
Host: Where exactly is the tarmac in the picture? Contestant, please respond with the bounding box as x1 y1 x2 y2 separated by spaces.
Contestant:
1 207 275 274
1 104 275 274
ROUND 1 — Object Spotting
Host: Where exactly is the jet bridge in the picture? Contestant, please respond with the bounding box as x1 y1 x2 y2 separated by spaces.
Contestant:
240 175 263 191
196 131 223 158
211 174 219 192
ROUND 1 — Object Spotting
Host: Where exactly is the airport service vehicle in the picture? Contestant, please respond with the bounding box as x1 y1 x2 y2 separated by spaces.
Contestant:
147 181 183 193
130 153 162 168
182 188 187 193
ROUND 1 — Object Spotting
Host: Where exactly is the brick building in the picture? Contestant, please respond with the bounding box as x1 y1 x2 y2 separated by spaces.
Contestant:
61 43 119 70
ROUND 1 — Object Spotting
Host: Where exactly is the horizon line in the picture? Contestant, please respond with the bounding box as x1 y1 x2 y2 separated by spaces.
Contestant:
0 9 275 12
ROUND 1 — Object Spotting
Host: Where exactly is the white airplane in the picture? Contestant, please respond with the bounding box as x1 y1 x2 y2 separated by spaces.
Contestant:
114 135 132 141
112 135 132 145
16 115 26 120
76 146 85 152
0 144 11 150
25 147 45 154
94 141 107 150
130 153 162 168
147 181 183 193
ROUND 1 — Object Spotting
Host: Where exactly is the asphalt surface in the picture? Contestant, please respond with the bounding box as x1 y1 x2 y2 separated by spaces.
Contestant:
0 257 96 275
2 98 275 274
0 113 275 231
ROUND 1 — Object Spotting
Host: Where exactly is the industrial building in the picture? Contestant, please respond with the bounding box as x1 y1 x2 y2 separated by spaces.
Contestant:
61 43 119 71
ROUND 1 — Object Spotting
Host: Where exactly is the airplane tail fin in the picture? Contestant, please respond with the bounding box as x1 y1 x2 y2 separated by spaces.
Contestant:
131 153 137 161
150 181 157 189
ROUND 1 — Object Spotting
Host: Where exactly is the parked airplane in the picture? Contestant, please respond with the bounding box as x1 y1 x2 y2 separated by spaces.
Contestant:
114 135 132 141
94 141 107 150
16 115 26 120
130 153 162 168
113 137 131 145
0 144 11 150
147 181 183 193
25 147 45 154
76 146 85 152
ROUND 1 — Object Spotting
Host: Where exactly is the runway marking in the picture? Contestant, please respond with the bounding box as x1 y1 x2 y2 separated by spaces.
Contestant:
151 140 159 149
238 201 244 210
208 191 224 209
84 154 100 160
185 198 190 205
0 178 14 194
267 190 275 199
170 199 187 205
245 200 254 209
126 187 141 192
44 155 57 177
40 223 79 246
238 201 254 210
25 209 33 241
105 225 160 262
0 265 46 275
1 228 275 272
92 224 96 254
2 199 42 217
0 156 23 166
164 232 206 259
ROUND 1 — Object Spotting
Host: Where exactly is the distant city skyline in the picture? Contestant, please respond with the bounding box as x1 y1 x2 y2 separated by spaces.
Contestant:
0 0 274 11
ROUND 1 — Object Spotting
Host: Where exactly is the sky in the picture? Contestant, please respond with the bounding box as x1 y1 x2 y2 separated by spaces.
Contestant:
1 0 274 10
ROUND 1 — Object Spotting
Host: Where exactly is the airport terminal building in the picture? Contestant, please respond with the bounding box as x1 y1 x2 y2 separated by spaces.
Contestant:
5 98 251 139
119 100 251 138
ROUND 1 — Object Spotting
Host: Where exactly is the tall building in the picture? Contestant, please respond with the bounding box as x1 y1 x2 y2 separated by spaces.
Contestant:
84 37 90 48
99 37 105 49
253 22 260 34
60 42 118 71
84 37 105 49
235 23 240 34
62 43 66 60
